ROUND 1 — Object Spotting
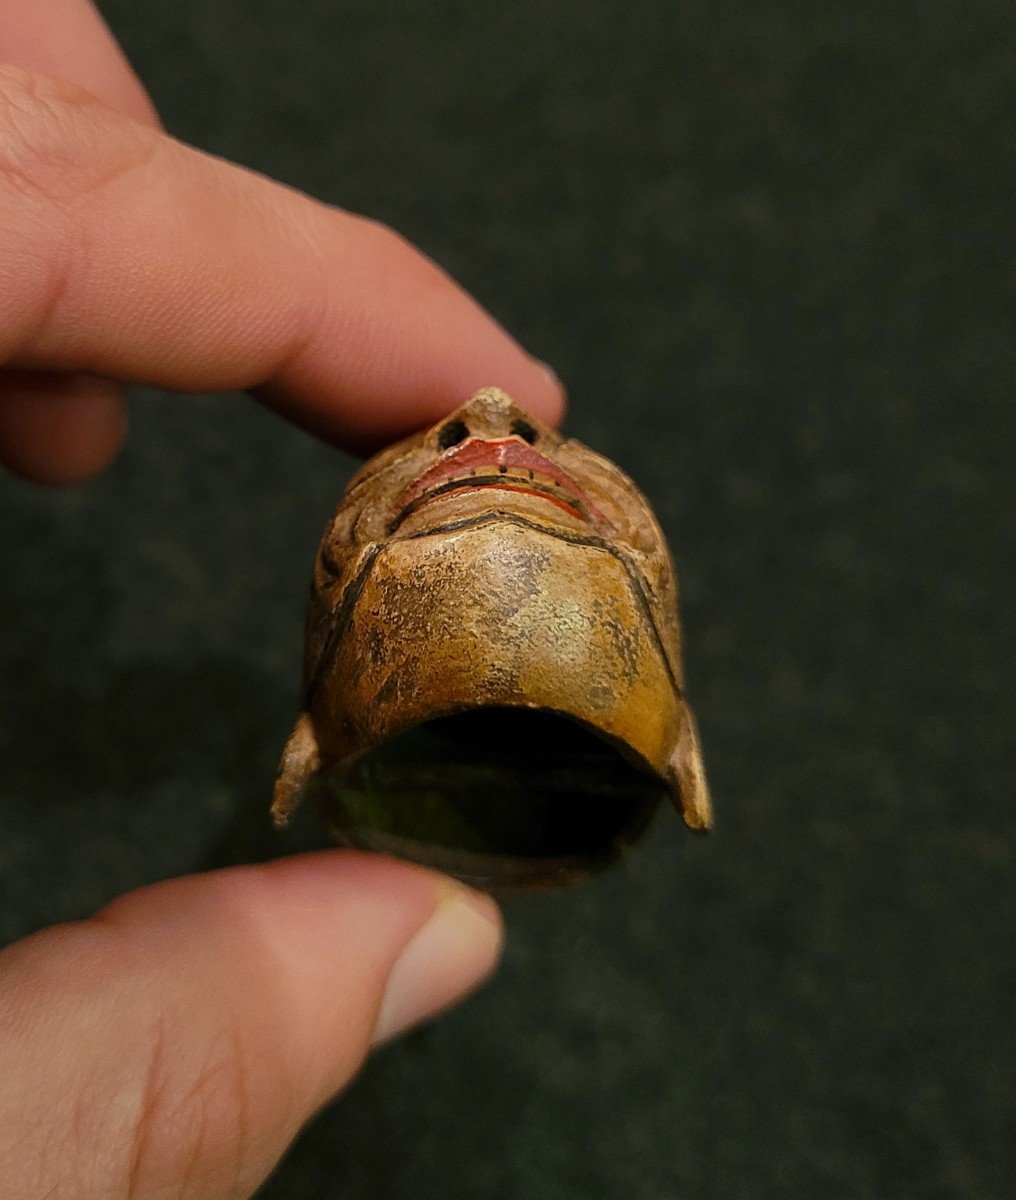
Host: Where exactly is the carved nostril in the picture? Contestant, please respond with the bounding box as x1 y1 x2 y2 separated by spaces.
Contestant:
437 419 469 449
510 418 539 445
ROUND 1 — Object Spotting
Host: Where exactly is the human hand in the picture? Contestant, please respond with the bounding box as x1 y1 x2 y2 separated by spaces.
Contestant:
0 1 563 485
0 4 564 1196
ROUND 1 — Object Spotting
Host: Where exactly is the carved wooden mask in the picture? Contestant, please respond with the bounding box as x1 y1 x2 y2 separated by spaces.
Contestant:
273 387 710 886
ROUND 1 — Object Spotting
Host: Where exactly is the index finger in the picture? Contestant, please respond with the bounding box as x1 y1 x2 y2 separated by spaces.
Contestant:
0 67 564 454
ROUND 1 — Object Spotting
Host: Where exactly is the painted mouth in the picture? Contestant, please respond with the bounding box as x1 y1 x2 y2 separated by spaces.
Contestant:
392 438 607 530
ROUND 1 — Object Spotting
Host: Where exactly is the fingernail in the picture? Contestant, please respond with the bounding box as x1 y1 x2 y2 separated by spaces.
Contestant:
372 887 503 1045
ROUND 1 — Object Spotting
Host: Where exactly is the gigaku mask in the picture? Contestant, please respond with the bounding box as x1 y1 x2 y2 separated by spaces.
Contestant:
273 387 710 886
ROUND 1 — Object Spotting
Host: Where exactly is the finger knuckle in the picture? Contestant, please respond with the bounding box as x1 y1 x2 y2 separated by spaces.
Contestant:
125 1021 284 1199
0 67 91 199
0 65 152 207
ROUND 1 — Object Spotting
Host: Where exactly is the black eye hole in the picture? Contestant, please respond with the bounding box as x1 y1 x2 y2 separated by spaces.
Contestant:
510 418 539 445
437 419 469 450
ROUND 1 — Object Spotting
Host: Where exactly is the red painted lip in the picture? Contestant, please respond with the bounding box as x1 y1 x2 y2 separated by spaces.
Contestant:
394 437 607 526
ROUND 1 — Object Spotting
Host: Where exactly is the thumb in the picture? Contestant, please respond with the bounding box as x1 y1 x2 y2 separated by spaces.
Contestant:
0 851 502 1199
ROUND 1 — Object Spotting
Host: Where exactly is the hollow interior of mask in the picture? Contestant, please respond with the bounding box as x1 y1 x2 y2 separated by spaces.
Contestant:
311 707 666 887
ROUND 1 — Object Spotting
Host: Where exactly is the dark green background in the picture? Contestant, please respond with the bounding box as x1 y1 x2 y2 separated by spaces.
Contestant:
2 1 1013 1195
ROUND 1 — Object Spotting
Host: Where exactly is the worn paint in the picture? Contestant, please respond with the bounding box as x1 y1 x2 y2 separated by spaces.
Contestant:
273 387 710 883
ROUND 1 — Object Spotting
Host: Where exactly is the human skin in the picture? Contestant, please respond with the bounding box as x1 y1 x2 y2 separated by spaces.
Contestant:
0 3 565 1196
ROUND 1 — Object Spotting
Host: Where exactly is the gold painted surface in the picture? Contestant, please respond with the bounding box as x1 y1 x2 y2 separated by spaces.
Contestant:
273 387 711 869
311 519 681 775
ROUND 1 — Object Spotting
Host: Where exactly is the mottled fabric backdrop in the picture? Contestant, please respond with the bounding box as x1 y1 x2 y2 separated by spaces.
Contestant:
2 2 1012 1196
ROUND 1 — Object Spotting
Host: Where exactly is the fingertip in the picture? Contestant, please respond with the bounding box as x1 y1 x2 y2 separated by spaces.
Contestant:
225 851 503 1059
102 849 504 1088
0 372 126 485
253 205 567 447
0 853 504 1194
43 852 502 1193
372 883 503 1046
